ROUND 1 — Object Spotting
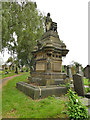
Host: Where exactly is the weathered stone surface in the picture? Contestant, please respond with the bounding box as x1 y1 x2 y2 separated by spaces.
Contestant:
16 82 68 99
76 64 83 76
30 72 66 86
30 29 69 87
84 65 90 79
67 65 72 79
16 13 69 99
73 74 85 96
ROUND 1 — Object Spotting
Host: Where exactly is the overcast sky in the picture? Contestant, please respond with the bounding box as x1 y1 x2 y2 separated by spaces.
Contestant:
1 0 89 67
35 0 89 67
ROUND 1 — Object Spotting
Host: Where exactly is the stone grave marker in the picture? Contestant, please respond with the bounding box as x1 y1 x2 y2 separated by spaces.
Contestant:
67 65 72 79
76 64 83 76
15 66 18 74
73 74 85 96
84 65 90 79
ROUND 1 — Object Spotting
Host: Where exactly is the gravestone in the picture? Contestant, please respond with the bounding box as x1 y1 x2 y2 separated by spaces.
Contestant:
15 66 18 74
20 66 24 72
16 13 69 99
73 74 85 96
12 65 14 70
67 65 72 79
84 65 90 79
5 67 8 74
76 64 83 76
71 66 76 75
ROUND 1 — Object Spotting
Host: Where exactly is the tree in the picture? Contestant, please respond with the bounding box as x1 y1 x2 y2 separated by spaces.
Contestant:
6 57 13 63
2 1 45 67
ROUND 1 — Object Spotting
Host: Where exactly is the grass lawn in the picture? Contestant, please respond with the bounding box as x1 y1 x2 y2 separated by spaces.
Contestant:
2 70 25 79
2 72 68 118
83 77 90 86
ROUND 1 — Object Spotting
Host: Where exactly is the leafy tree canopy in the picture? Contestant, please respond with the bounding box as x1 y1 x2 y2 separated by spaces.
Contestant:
2 1 45 66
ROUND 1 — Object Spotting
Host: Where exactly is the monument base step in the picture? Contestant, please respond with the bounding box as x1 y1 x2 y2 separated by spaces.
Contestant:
30 77 65 86
29 72 66 86
54 79 65 84
16 82 68 99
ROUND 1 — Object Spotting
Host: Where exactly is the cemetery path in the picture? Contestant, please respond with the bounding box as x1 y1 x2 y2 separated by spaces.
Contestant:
0 73 24 89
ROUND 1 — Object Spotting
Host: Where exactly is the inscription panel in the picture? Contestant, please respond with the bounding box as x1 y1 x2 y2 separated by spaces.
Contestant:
36 62 45 71
53 62 61 72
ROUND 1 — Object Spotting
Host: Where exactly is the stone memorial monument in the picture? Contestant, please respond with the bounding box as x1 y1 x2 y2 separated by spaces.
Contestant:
16 13 69 99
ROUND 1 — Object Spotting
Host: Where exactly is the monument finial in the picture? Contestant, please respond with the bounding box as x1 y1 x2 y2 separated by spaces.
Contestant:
45 13 57 32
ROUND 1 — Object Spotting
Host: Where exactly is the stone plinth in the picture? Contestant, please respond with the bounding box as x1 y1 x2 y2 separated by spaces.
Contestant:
30 72 66 86
16 82 68 99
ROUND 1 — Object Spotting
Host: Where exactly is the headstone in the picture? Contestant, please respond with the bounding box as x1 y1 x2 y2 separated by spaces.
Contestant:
5 67 8 74
67 65 72 79
15 66 18 74
71 66 76 75
84 65 90 79
76 64 83 76
12 65 14 70
20 66 23 72
73 74 85 96
5 71 8 75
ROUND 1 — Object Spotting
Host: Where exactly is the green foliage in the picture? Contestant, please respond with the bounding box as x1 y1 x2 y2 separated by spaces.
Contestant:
85 87 90 93
2 1 45 66
62 65 65 73
65 83 70 89
66 89 88 119
6 57 13 63
83 77 90 86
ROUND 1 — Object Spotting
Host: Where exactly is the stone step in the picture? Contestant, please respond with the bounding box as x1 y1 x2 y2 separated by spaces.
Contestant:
54 79 65 85
16 82 68 99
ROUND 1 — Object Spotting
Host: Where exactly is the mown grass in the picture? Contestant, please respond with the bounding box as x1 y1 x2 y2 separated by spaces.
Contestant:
2 70 25 79
85 87 90 93
2 72 68 118
83 78 90 86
